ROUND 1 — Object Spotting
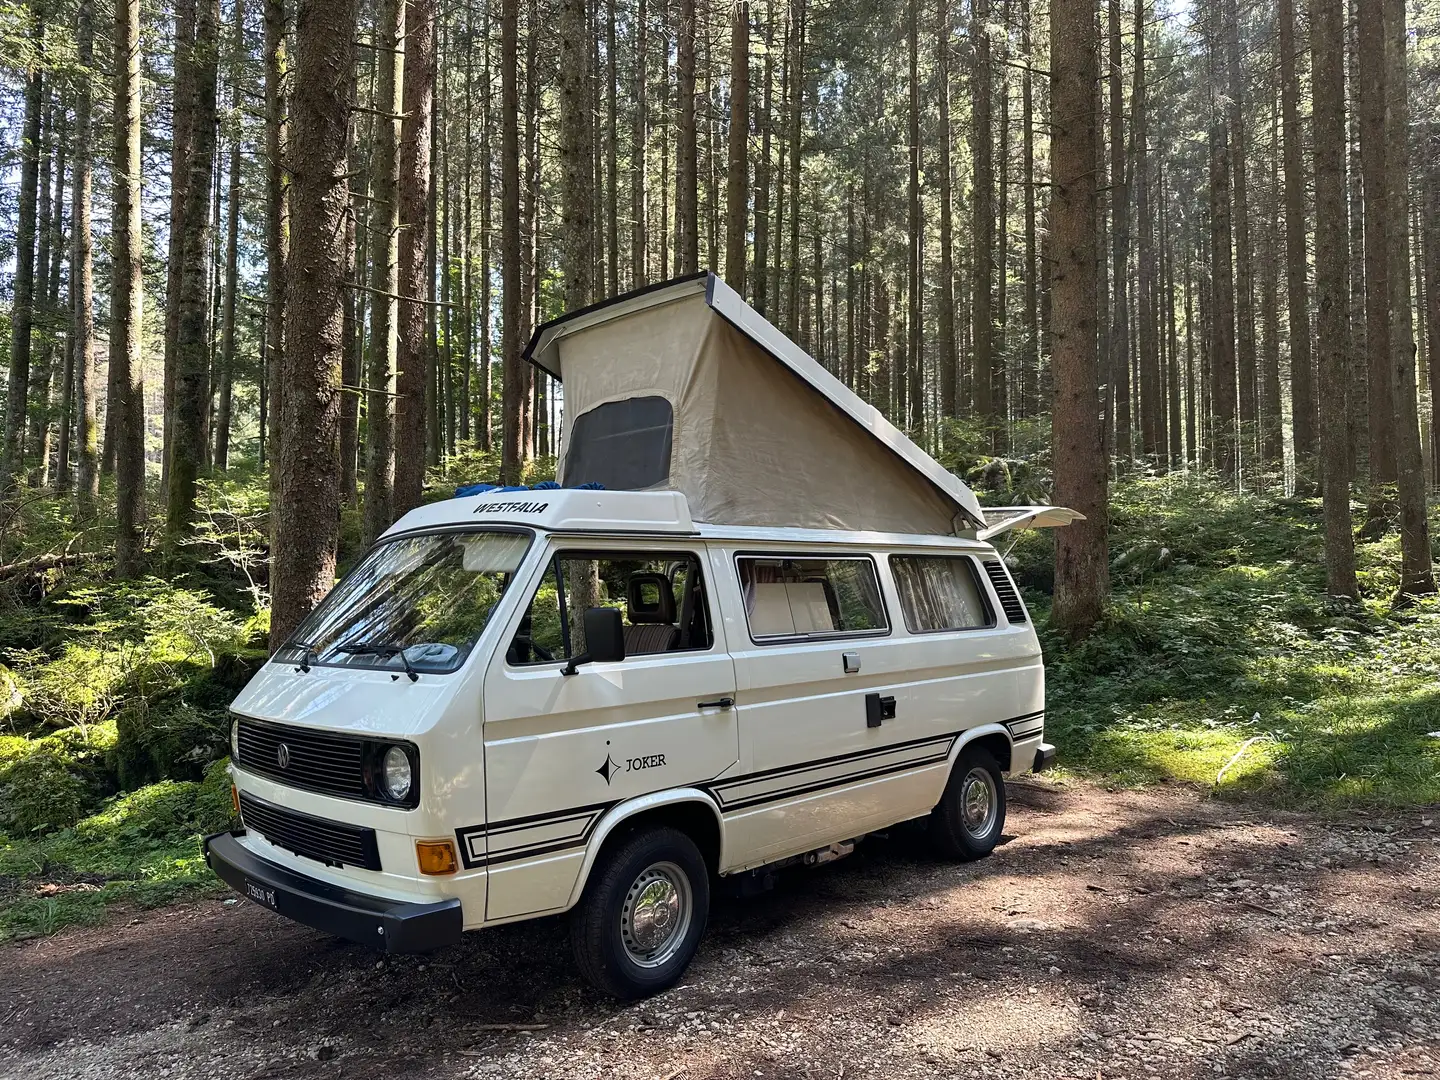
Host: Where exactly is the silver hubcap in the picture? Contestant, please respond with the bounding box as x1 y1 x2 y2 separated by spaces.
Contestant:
620 861 692 968
960 767 998 838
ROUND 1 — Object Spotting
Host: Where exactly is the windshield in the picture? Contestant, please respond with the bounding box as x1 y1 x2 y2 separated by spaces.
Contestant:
277 530 533 674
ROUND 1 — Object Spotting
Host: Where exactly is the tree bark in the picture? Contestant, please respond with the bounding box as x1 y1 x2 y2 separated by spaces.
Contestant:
1280 0 1316 481
936 0 956 420
1049 0 1108 638
1382 0 1434 599
166 0 220 536
1107 0 1129 465
394 0 435 517
1356 5 1395 509
1223 0 1257 473
3 1 45 491
560 0 596 308
363 0 404 538
724 0 749 292
263 0 289 495
500 0 525 483
163 0 197 490
72 0 100 517
906 0 922 434
1134 0 1161 460
28 94 66 489
675 0 698 274
1310 0 1359 598
112 0 146 573
270 0 359 647
213 0 245 475
753 2 772 314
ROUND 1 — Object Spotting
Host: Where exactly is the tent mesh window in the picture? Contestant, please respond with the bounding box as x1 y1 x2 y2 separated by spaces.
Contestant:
564 396 674 490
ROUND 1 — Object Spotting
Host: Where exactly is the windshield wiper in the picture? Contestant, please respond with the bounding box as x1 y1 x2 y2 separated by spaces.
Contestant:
336 640 420 682
290 641 318 674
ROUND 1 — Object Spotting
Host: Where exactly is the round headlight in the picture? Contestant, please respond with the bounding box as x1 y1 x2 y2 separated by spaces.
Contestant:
230 718 239 759
382 746 413 801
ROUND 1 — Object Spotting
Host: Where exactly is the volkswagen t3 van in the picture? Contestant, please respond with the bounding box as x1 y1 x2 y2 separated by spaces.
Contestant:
205 273 1073 998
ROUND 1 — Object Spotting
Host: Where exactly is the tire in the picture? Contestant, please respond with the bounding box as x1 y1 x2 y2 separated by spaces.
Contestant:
570 825 710 999
927 746 1007 860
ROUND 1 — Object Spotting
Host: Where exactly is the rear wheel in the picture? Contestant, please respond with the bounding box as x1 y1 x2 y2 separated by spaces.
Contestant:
928 746 1007 860
570 826 710 999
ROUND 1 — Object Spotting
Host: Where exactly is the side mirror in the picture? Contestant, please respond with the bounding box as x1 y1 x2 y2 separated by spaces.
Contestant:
561 607 627 675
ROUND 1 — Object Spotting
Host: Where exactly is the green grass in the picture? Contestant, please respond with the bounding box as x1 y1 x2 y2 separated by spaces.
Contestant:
1027 476 1440 807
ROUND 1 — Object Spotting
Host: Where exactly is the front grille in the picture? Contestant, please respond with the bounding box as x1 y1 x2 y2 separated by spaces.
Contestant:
239 790 382 870
235 717 367 800
982 561 1028 624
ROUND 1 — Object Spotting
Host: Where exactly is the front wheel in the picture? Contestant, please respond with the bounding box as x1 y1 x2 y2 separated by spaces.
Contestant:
570 826 710 999
928 746 1007 860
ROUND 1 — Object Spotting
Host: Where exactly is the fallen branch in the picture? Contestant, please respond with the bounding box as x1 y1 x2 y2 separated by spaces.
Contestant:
0 551 87 579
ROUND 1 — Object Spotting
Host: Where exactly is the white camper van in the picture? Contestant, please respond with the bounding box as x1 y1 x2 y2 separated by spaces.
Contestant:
206 272 1074 999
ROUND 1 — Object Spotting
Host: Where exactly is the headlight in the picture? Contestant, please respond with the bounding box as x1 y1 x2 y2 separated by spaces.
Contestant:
381 745 413 801
230 718 239 759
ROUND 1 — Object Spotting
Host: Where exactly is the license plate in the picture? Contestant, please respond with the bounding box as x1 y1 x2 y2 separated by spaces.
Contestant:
243 878 279 911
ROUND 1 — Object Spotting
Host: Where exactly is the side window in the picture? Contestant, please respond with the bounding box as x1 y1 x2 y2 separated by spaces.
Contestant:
508 551 713 665
890 555 994 633
737 556 888 641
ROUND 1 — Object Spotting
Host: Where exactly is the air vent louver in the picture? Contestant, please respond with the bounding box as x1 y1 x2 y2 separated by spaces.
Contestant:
981 561 1027 624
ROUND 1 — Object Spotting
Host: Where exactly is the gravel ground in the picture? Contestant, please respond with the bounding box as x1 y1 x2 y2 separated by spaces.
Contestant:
3 779 1437 1080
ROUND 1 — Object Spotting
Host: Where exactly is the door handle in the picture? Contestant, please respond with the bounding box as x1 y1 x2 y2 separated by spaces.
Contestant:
698 697 734 710
865 692 896 728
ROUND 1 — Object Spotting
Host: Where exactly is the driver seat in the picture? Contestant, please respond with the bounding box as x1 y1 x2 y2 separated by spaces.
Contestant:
624 572 680 654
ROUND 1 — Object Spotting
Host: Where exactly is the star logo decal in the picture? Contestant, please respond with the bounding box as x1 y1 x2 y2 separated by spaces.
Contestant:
596 753 619 785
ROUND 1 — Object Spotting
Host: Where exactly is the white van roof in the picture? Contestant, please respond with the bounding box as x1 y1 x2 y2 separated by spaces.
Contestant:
381 488 993 551
523 272 986 535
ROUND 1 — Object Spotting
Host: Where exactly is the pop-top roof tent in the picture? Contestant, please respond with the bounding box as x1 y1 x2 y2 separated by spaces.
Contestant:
524 271 987 537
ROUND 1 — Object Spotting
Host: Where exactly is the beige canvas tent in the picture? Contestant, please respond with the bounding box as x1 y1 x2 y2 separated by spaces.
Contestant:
524 272 986 536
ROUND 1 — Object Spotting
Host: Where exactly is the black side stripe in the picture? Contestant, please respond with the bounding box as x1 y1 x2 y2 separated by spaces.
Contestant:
454 712 1042 869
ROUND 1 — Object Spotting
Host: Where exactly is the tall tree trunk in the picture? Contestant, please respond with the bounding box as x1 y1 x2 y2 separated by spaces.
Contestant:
1134 0 1161 460
1049 0 1107 637
936 0 957 420
675 0 698 273
906 0 922 434
724 0 749 292
29 96 66 489
271 0 358 647
500 0 525 483
560 0 596 308
1356 5 1395 515
1260 85 1285 473
113 0 145 571
340 64 360 506
1311 0 1359 598
1280 0 1316 483
1107 0 1129 465
606 0 620 293
785 0 803 339
263 0 289 493
632 0 649 287
214 0 244 474
973 0 993 432
363 0 404 539
72 0 100 517
3 1 45 491
166 0 220 536
1382 0 1434 599
394 0 435 516
1223 0 1257 474
163 0 197 490
753 2 772 314
1020 0 1037 421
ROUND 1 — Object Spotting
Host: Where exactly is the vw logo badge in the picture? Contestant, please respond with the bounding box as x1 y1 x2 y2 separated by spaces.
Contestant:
276 743 291 770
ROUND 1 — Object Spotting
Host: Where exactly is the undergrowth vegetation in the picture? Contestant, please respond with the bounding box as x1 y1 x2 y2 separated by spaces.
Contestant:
0 458 1436 941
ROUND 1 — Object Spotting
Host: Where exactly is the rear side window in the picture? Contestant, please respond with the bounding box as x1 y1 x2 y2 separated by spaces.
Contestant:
890 555 994 633
737 556 887 641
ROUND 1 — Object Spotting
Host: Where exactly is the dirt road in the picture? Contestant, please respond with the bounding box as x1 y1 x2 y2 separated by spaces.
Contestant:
4 780 1437 1080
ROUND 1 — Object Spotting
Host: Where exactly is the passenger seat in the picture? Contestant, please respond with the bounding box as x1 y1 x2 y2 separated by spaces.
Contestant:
624 572 680 654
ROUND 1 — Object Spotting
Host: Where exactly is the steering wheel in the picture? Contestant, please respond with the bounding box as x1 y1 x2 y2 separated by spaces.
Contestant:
511 635 554 662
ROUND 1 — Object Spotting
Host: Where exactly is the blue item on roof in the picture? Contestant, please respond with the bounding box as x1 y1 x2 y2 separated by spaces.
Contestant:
452 481 607 498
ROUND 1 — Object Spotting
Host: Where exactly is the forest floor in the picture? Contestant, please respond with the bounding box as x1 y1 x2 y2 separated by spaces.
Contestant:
4 778 1438 1080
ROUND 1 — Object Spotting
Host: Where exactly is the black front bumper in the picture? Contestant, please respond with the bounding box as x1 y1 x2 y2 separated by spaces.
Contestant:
204 829 462 954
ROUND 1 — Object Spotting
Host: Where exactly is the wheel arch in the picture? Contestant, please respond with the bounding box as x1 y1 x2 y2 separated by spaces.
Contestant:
948 723 1014 773
565 788 725 910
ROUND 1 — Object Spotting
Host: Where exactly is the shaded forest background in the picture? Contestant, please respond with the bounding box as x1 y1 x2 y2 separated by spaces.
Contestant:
1 0 1440 937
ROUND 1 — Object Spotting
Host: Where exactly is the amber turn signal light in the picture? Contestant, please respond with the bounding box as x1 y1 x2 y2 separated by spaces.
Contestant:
231 784 240 816
416 839 459 876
